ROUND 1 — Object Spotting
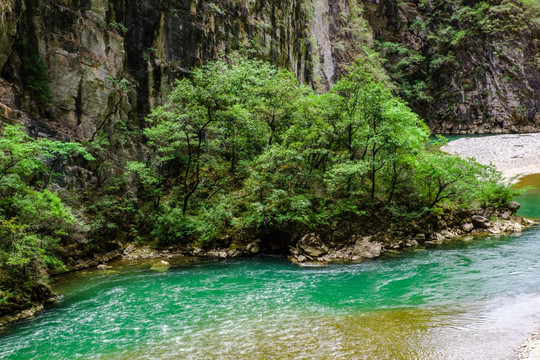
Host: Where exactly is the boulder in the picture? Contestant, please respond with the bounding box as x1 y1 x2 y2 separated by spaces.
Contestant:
226 248 242 258
439 229 454 239
500 211 511 220
508 201 521 212
429 232 444 244
207 249 228 259
352 237 382 259
246 240 261 254
471 215 491 229
462 223 474 232
123 244 136 255
296 233 328 257
414 233 426 241
405 239 419 247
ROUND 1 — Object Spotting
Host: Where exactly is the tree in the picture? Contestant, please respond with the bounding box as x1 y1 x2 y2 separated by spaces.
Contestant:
139 56 515 245
0 124 92 310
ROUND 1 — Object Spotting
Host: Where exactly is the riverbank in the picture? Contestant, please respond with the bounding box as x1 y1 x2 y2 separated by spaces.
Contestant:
519 332 540 359
0 203 533 328
442 133 540 181
3 133 539 328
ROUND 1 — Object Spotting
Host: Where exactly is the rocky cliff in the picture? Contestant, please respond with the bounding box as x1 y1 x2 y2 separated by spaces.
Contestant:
366 0 540 134
0 0 539 143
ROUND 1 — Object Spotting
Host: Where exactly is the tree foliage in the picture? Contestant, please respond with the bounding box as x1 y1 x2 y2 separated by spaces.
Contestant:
0 124 92 310
130 56 516 246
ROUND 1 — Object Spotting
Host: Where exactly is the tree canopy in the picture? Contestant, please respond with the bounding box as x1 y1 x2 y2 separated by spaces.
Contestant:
123 56 517 245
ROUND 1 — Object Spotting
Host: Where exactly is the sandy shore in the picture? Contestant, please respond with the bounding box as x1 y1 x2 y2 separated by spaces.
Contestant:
442 133 540 181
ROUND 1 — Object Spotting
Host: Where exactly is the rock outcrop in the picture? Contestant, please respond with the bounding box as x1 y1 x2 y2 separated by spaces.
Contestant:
364 0 540 134
288 204 535 264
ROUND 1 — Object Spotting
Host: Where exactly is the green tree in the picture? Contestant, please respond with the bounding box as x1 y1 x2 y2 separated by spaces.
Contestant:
139 56 515 246
0 124 92 311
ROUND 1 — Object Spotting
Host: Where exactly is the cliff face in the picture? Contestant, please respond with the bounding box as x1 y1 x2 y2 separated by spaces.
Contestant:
0 0 539 143
365 0 540 134
0 0 356 141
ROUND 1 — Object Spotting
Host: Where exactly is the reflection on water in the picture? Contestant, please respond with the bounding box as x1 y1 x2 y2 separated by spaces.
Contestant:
514 174 540 219
1 185 540 359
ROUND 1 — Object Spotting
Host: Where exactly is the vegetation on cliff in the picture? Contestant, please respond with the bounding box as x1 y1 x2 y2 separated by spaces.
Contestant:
375 0 540 131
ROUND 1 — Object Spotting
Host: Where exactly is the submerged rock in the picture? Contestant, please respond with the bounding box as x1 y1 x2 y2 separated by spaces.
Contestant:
150 260 171 272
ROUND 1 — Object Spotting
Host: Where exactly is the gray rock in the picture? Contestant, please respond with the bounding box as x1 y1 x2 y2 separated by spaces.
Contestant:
414 233 426 241
462 223 474 232
226 248 242 258
430 232 445 244
123 244 136 255
352 237 382 259
207 249 228 259
246 241 261 254
296 233 328 257
405 239 419 247
472 215 491 229
508 201 521 212
440 229 454 239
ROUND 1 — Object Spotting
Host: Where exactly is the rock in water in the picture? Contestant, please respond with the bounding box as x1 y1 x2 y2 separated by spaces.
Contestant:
150 261 170 272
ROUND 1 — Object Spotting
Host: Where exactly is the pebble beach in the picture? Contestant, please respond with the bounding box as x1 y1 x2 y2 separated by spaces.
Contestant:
442 133 540 182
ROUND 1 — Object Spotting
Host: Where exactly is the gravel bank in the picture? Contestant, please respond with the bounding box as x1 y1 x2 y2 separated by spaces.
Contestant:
518 332 540 359
442 133 540 181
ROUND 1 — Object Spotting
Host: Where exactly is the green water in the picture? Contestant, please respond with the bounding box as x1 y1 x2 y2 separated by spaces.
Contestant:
1 180 540 359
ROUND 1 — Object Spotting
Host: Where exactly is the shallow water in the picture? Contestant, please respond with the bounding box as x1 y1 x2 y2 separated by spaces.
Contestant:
1 180 540 359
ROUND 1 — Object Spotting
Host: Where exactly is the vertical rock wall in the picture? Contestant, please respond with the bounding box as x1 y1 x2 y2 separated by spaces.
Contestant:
363 0 540 134
0 0 361 139
0 0 16 71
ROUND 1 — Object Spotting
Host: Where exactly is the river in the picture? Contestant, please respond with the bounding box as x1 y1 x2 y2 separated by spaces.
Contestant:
0 177 539 359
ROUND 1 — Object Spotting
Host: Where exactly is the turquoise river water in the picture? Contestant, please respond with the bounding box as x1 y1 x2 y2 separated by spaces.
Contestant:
1 176 540 359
